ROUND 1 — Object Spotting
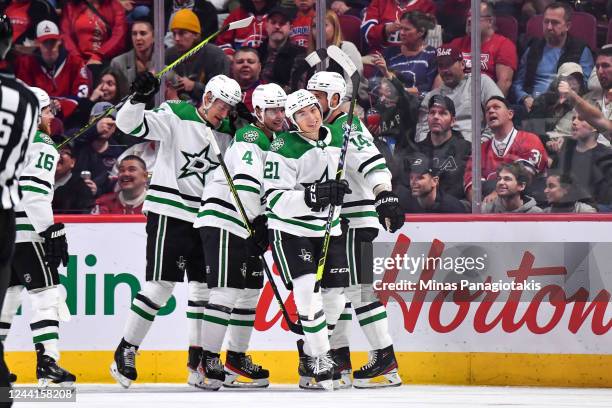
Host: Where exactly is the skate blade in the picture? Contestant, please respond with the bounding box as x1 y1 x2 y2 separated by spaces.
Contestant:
353 370 402 389
223 372 270 388
110 361 132 389
299 376 334 391
333 373 353 390
37 378 75 388
193 377 223 391
187 368 204 387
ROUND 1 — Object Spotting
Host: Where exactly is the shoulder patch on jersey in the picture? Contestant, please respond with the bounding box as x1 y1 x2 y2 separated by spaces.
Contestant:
33 131 55 147
243 130 259 143
270 138 284 152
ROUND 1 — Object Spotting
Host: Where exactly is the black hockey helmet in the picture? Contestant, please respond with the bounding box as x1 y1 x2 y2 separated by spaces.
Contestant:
0 15 12 60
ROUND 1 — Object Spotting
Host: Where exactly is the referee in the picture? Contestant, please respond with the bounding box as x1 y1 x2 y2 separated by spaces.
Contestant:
0 15 40 404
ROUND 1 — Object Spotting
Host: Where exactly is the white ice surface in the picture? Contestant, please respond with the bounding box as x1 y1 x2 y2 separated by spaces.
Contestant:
14 384 612 408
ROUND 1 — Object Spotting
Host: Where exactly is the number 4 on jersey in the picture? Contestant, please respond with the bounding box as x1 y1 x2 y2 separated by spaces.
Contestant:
242 151 253 165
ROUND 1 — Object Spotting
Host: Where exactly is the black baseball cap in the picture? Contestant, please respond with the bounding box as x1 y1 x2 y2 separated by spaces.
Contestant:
428 95 456 116
409 154 438 176
267 6 296 22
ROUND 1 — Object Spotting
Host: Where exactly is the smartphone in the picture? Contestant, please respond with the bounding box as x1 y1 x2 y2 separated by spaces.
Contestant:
80 170 92 181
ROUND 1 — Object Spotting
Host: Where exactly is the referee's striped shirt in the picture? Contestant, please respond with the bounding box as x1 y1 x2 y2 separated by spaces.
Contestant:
0 71 40 210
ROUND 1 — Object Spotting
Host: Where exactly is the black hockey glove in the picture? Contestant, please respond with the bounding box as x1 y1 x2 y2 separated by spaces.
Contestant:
304 179 352 212
246 215 269 257
374 191 404 233
40 223 69 269
130 72 160 104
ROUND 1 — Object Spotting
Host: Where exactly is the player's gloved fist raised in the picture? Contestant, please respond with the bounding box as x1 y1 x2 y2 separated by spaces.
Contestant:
246 215 269 257
40 223 69 269
304 179 352 212
130 72 160 104
374 190 404 233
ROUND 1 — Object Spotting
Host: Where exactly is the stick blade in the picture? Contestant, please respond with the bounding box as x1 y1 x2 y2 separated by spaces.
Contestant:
305 48 328 67
228 15 254 30
327 45 357 76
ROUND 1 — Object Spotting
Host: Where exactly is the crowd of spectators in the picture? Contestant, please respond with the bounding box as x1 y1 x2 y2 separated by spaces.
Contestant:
3 0 612 215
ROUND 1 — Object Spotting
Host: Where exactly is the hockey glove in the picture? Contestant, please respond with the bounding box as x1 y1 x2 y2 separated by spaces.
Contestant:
304 180 352 212
374 191 404 233
246 215 269 257
40 223 69 269
130 72 160 104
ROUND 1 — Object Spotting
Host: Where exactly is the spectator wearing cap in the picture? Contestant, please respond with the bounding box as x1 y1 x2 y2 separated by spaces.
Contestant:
447 1 517 96
231 47 262 112
73 101 128 197
379 11 438 96
52 142 95 214
164 0 218 48
14 20 91 121
258 6 306 92
110 15 155 85
482 163 543 213
94 155 147 214
551 112 612 206
397 153 468 213
512 2 594 114
60 0 128 73
165 8 229 104
417 45 503 142
415 95 471 199
4 0 58 52
464 96 548 202
216 0 276 57
543 171 597 213
290 0 315 48
361 0 436 53
525 62 588 162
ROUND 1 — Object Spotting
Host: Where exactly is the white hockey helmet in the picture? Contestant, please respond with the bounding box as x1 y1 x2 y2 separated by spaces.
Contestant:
285 89 322 129
30 86 51 110
203 74 242 108
252 83 287 123
307 71 346 112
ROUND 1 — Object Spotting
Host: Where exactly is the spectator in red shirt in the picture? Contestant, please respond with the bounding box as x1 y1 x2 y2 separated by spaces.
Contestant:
3 0 57 52
94 155 147 214
447 1 517 96
14 20 91 120
61 0 127 80
361 0 436 53
290 0 315 48
216 0 276 57
231 47 262 112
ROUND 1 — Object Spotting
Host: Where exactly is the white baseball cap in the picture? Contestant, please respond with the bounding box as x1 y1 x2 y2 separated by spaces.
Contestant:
36 20 60 42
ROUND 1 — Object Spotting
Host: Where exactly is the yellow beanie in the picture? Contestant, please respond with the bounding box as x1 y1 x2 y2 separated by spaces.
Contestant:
170 9 201 34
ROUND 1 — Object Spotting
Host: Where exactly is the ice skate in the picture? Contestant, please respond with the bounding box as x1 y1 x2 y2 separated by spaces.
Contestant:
187 346 204 387
194 351 224 391
353 345 401 389
297 340 334 391
36 344 76 387
331 346 352 389
223 350 269 388
110 338 138 388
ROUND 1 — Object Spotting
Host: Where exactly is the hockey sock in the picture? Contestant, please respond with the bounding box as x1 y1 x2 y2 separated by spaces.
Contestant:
201 287 240 353
347 284 392 350
187 281 209 348
123 281 175 347
322 288 345 336
292 274 329 357
29 287 61 361
0 286 23 343
226 288 259 353
329 302 352 349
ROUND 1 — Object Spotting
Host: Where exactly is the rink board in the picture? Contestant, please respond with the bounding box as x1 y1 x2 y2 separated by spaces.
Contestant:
5 214 612 386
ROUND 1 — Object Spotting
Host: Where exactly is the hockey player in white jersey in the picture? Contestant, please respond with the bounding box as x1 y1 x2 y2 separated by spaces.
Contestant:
0 87 75 387
192 83 288 390
307 71 404 389
110 72 241 389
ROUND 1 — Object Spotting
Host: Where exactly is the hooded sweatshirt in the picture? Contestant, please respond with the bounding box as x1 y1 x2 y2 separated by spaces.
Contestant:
482 195 543 213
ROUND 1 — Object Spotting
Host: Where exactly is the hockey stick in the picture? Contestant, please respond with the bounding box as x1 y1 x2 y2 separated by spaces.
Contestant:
57 16 255 149
204 129 304 336
309 46 361 298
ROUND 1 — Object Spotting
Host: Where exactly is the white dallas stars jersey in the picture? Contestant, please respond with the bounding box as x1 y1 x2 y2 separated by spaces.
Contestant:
327 113 391 230
194 124 273 239
15 131 59 243
116 100 230 223
264 125 390 238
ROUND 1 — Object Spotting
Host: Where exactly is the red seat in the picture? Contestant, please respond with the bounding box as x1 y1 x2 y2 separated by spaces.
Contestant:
526 12 597 50
339 14 363 53
495 15 518 44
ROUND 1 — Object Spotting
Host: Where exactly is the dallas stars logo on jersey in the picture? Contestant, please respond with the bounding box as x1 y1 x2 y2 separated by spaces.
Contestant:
178 146 219 185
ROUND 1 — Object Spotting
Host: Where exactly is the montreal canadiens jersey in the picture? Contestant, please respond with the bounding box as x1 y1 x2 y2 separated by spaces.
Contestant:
327 112 391 230
116 100 230 223
194 123 273 239
15 131 59 243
